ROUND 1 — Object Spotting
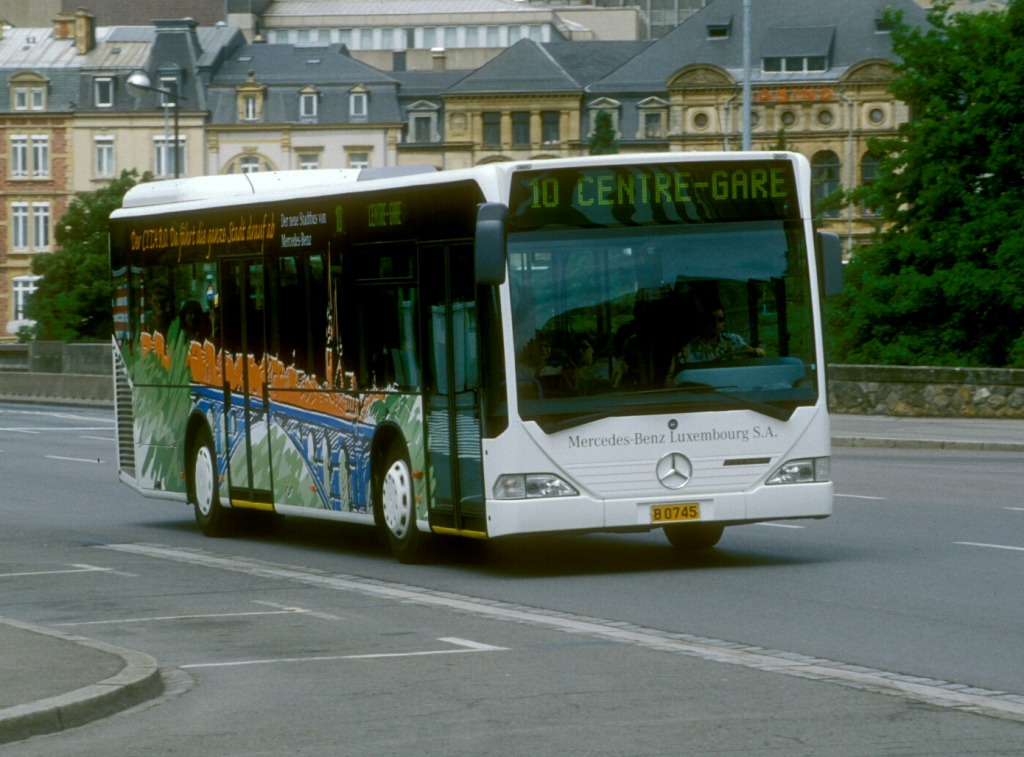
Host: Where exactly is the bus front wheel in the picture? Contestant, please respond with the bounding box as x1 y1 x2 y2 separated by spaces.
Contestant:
664 523 724 550
191 428 228 537
378 443 426 563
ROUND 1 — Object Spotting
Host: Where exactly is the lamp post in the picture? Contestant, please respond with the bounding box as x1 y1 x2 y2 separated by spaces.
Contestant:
127 70 184 179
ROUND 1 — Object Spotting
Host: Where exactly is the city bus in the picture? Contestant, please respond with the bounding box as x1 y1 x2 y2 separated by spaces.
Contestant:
109 152 842 562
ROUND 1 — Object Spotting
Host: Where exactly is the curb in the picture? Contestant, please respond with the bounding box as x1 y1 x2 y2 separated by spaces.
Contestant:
0 618 164 745
831 436 1024 453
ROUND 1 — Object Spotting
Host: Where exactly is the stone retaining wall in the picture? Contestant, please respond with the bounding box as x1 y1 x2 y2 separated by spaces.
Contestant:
828 365 1024 418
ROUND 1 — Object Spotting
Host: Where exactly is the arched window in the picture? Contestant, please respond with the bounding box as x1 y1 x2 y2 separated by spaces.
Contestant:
811 150 841 218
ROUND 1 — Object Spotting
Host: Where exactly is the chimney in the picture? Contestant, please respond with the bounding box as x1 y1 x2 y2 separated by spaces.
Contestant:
53 11 75 40
431 47 446 72
75 8 96 54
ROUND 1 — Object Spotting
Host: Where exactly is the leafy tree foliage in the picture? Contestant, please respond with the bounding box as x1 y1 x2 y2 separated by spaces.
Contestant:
25 170 144 341
588 110 619 155
830 1 1024 367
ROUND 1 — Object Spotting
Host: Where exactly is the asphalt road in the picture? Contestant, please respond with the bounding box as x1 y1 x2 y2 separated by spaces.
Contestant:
2 403 1023 755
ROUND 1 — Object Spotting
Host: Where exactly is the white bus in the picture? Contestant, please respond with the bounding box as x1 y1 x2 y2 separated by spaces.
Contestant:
110 152 842 562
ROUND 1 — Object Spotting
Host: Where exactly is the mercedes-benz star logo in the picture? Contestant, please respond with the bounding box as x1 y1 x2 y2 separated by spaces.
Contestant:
656 452 692 490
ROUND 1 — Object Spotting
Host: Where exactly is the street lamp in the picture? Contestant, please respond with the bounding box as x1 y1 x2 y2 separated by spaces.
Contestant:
127 70 185 178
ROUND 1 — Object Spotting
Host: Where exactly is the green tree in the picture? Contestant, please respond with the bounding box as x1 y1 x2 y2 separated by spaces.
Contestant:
25 170 145 341
830 1 1024 367
588 110 619 155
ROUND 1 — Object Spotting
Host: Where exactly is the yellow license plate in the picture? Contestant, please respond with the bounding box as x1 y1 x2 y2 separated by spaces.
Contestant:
650 503 701 523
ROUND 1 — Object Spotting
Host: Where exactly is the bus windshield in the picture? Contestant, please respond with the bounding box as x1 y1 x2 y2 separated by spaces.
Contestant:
508 220 817 431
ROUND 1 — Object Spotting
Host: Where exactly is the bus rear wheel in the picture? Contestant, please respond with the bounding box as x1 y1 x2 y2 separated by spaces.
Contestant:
378 443 426 563
663 523 724 550
192 427 228 537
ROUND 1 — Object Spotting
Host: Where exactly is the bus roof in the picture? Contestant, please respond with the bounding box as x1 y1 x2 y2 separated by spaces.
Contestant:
119 166 437 210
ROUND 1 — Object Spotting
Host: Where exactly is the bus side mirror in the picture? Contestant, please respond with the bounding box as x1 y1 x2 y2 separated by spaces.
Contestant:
475 202 507 286
817 231 844 297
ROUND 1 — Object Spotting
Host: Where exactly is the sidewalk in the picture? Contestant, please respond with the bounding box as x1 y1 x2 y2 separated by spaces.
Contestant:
0 617 162 745
1 415 1021 744
830 413 1024 452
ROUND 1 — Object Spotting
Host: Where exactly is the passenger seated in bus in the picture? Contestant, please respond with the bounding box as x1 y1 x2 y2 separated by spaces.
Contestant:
178 300 211 343
563 335 609 395
145 288 171 335
666 306 763 382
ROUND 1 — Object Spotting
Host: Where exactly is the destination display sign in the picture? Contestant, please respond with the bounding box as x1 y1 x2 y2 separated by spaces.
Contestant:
508 160 798 231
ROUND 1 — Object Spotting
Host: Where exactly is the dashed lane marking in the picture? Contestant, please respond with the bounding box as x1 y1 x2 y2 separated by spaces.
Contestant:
101 542 1024 722
955 541 1024 553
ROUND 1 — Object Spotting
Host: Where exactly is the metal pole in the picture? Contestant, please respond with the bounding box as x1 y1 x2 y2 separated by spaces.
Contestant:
742 0 752 151
173 91 180 178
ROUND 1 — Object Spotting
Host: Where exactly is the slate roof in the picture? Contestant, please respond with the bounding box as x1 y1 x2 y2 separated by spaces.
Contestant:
446 38 651 95
588 0 930 93
207 43 403 124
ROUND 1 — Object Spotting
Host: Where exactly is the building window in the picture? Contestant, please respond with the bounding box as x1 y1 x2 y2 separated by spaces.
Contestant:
817 109 834 126
11 136 28 177
412 115 431 142
154 136 185 177
350 91 368 119
10 135 49 178
763 56 828 73
94 77 114 107
541 111 560 145
9 203 49 251
868 107 886 125
643 111 664 139
239 155 261 173
13 85 46 111
706 22 731 39
95 136 115 177
11 203 29 250
32 136 49 178
158 75 179 107
243 95 258 120
812 150 841 218
33 202 50 250
299 153 320 170
300 91 318 120
511 111 530 147
483 112 501 148
693 112 710 130
860 153 881 216
780 110 797 127
347 151 370 168
12 276 41 321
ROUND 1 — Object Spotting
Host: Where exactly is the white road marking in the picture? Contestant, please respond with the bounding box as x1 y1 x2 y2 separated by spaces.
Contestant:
102 542 1024 722
835 493 886 501
180 637 508 670
0 564 113 579
44 455 104 464
1005 508 1024 512
955 542 1024 553
253 599 342 621
755 522 805 529
81 435 116 442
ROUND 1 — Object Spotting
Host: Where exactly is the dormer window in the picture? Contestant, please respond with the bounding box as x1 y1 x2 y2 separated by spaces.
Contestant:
706 18 732 40
349 86 368 121
300 87 319 121
94 77 114 108
10 72 48 111
761 26 834 74
236 70 266 122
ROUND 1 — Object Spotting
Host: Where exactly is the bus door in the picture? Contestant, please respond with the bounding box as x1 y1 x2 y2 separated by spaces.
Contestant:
219 257 274 510
423 243 486 535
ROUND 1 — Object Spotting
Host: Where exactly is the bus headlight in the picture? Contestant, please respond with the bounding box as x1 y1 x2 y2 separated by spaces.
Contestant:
766 457 830 485
493 474 578 500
